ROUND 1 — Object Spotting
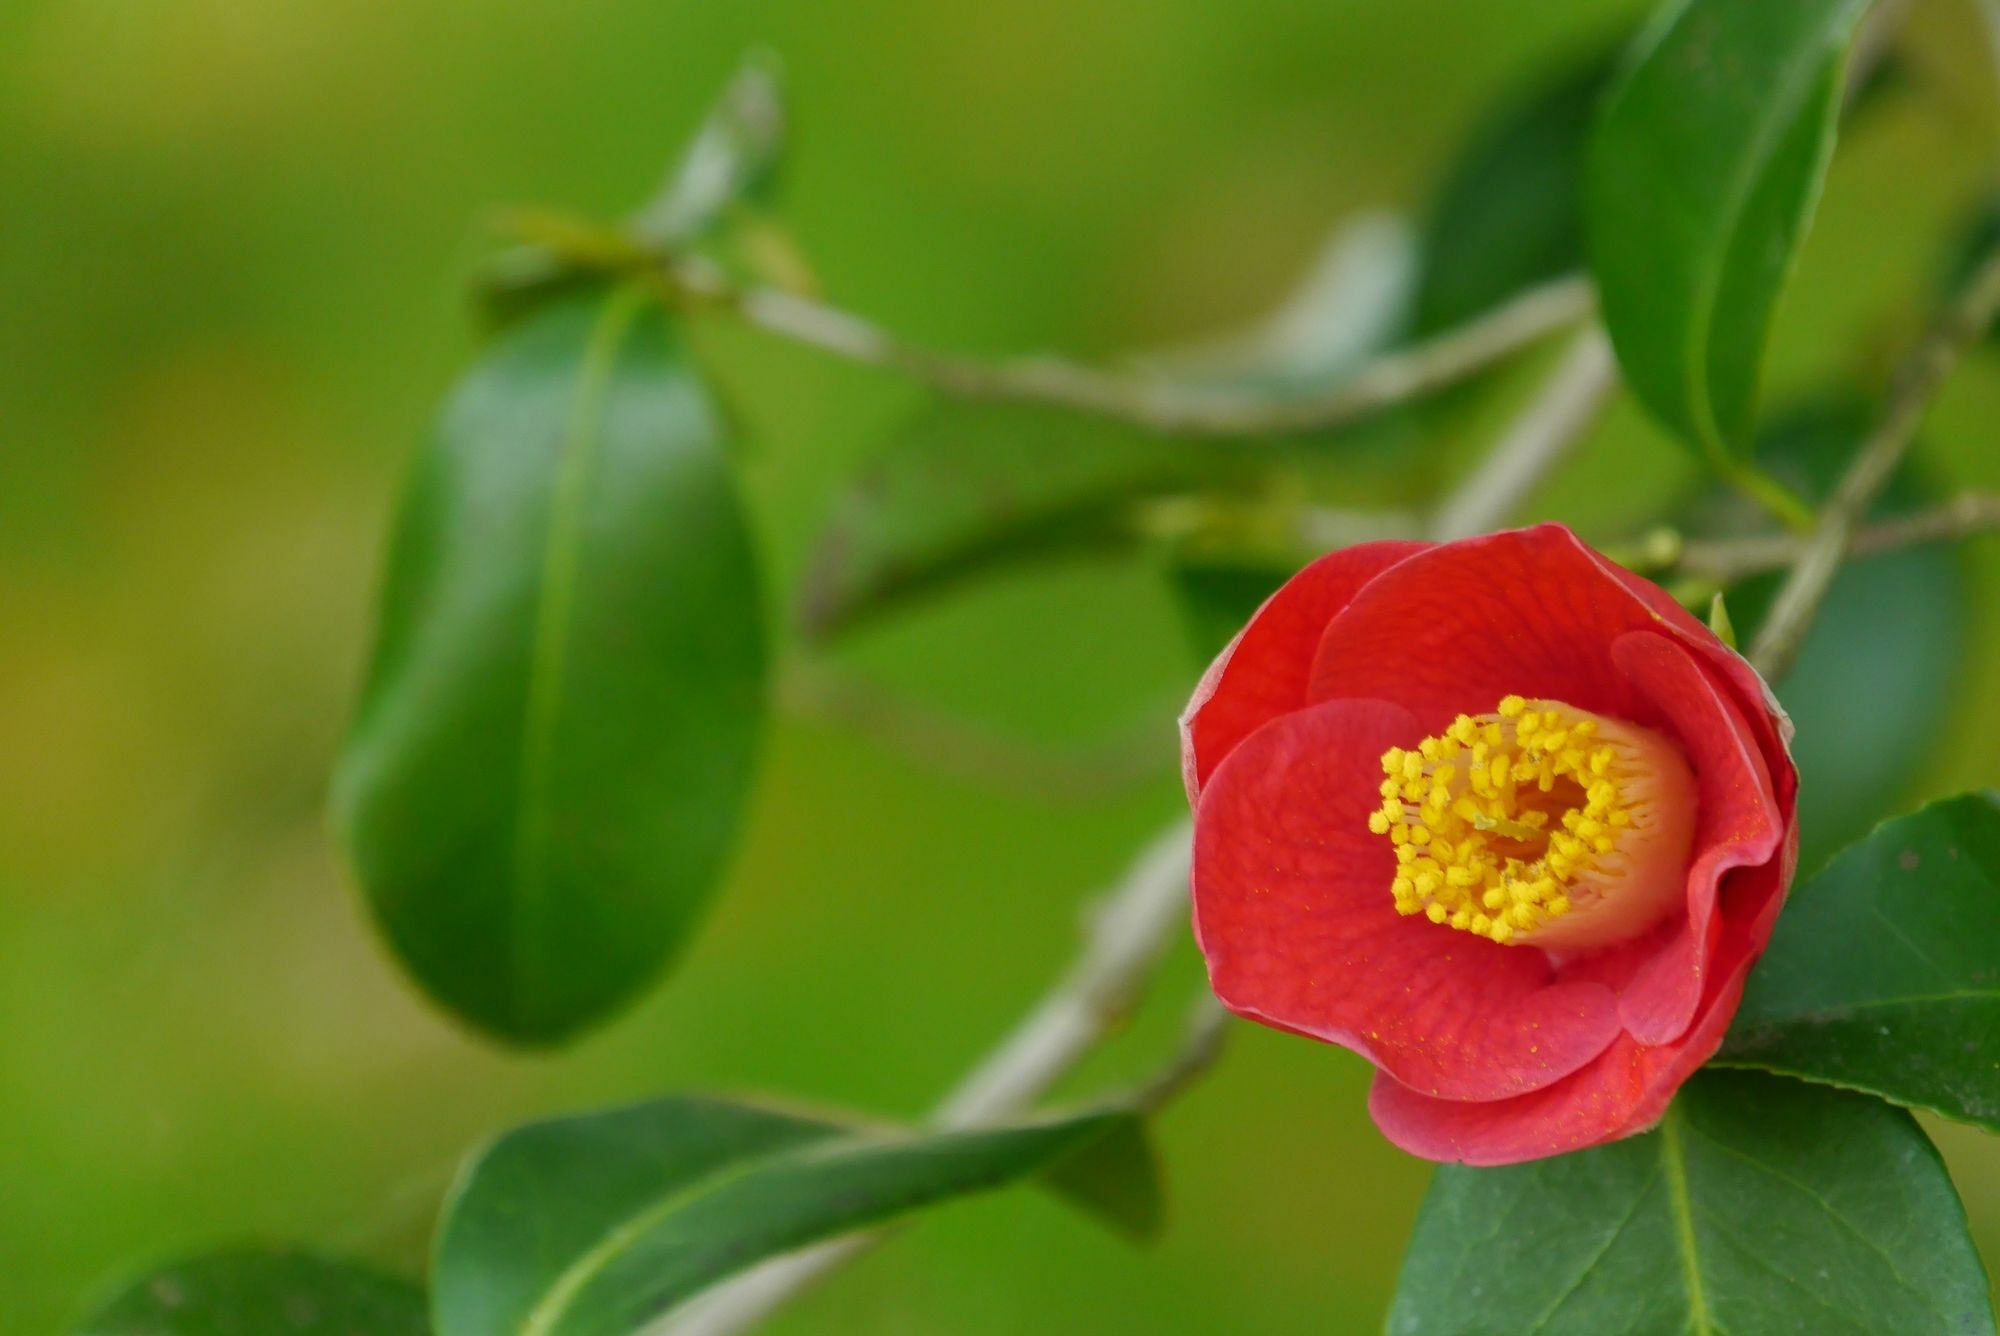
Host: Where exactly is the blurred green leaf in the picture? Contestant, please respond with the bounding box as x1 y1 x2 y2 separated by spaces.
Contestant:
1711 400 1966 873
333 289 765 1045
800 388 1441 642
628 51 788 248
479 54 789 326
1388 1071 1995 1336
1141 214 1415 392
1410 43 1614 338
1939 188 2000 346
74 1250 426 1335
797 400 1274 639
1038 1114 1162 1240
431 1095 1148 1336
1721 793 2000 1131
1587 0 1870 458
1165 561 1289 665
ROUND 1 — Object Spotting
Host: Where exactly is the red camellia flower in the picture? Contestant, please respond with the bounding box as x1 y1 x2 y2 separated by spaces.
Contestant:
1181 524 1798 1165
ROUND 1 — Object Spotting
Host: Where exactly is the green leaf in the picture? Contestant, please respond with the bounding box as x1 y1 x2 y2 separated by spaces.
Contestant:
1388 1071 1995 1336
1586 0 1871 457
479 55 789 326
1165 560 1290 664
796 400 1271 639
1140 214 1414 392
1037 1114 1162 1240
75 1250 427 1335
1704 591 1735 648
1410 42 1615 337
1721 793 2000 1131
1709 400 1967 873
333 289 766 1045
800 392 1440 642
627 51 788 249
1415 18 1904 343
431 1095 1147 1336
1939 189 2000 346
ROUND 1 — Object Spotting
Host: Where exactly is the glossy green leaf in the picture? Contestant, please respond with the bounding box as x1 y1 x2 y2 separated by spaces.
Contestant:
1721 793 2000 1130
1414 21 1905 342
431 1095 1147 1336
1709 400 1966 873
1410 43 1614 337
333 289 765 1045
1587 0 1871 457
75 1250 427 1335
1388 1071 1995 1336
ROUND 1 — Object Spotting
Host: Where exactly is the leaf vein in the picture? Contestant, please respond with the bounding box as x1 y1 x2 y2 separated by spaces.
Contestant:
1525 1164 1661 1332
1677 1117 1943 1324
1660 1107 1713 1336
509 288 648 1026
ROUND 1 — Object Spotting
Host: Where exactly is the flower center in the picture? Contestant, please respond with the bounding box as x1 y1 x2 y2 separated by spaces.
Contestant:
1367 695 1697 951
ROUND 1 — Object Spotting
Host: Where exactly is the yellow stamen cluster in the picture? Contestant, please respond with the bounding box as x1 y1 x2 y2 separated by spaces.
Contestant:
1368 695 1638 946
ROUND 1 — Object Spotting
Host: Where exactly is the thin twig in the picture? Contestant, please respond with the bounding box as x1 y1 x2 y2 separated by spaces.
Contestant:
931 820 1198 1125
1979 0 2000 98
1429 327 1619 540
1749 243 2000 679
1132 213 1417 387
1849 0 1914 112
1130 994 1232 1114
659 256 1593 437
661 821 1202 1336
1665 492 2000 583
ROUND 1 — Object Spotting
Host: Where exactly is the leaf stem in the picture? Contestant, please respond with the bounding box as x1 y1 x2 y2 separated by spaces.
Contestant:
1429 327 1619 540
1713 455 1820 535
638 254 1594 438
1658 492 2000 583
1130 994 1232 1114
930 821 1199 1126
1749 240 2000 680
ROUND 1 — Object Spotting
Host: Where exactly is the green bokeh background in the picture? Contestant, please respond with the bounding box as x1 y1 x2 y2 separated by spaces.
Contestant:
5 1 2000 1331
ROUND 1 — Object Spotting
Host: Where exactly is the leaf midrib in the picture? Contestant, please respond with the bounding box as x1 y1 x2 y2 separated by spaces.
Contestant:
1659 1107 1714 1336
510 1116 1116 1335
515 1134 858 1336
1677 1119 1940 1320
1733 988 2000 1033
510 287 648 1030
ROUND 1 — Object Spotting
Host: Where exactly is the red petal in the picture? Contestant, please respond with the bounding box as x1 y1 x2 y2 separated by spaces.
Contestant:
1605 553 1799 833
1180 540 1427 803
1193 697 1622 1101
1608 559 1793 751
1368 891 1771 1165
1305 524 1685 732
1600 632 1784 1044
